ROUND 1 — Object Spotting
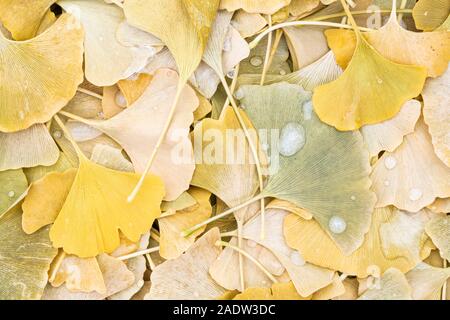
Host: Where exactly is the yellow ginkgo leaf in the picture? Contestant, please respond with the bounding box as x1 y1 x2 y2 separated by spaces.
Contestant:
49 155 165 258
0 13 84 132
220 0 291 15
0 124 60 171
312 274 346 300
158 188 212 260
36 8 57 35
50 254 106 294
266 199 313 220
59 0 156 86
124 0 219 83
412 0 450 31
425 216 450 261
361 100 421 158
314 33 427 130
358 268 412 300
146 228 227 299
406 263 450 300
427 197 450 214
0 169 28 215
22 169 77 234
43 253 134 300
325 5 450 77
0 0 56 40
284 207 432 278
234 282 311 300
288 0 320 17
371 120 450 212
0 204 57 300
422 65 450 167
61 69 198 201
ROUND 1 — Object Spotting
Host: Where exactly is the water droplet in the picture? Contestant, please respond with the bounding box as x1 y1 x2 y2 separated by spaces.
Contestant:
193 291 200 298
115 91 127 107
328 216 347 234
223 37 232 52
53 130 62 139
99 36 104 41
279 70 287 75
302 101 313 120
7 191 15 198
226 70 235 78
377 77 383 84
279 122 306 157
250 56 263 67
18 111 25 120
409 188 422 201
234 89 244 100
384 156 397 170
290 251 304 266
424 11 428 16
350 195 356 201
247 239 257 248
384 180 390 186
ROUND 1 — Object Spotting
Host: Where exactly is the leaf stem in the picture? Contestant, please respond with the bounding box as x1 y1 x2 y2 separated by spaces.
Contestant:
53 114 87 161
249 21 372 49
260 14 273 86
215 240 278 286
117 246 160 261
128 79 185 202
77 87 103 100
181 194 264 237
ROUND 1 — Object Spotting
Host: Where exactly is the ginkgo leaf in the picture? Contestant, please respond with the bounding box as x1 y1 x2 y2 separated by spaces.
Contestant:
43 253 134 300
49 155 165 258
406 263 450 300
0 13 84 132
332 278 359 300
425 216 450 261
124 0 219 83
0 169 28 215
50 254 106 294
238 51 343 91
62 69 198 200
361 100 421 158
145 228 227 299
312 274 346 300
117 73 153 106
0 205 57 299
241 209 335 296
158 188 212 260
90 144 134 173
412 0 450 31
240 83 375 254
266 199 313 220
314 29 427 130
358 268 412 300
22 169 77 234
191 106 259 208
288 0 320 17
116 21 163 49
59 0 156 86
0 124 60 171
36 8 57 35
234 282 310 300
230 10 267 38
220 0 291 15
422 65 450 167
325 9 450 77
283 26 329 70
24 151 73 184
284 207 432 278
427 197 450 214
0 0 56 40
371 120 450 212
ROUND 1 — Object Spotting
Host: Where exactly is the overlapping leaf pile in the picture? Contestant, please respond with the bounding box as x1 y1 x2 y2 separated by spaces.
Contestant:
0 0 449 300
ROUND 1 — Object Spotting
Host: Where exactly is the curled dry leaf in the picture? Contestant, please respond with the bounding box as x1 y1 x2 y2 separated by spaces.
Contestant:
371 120 450 212
0 204 57 300
0 14 84 132
146 228 227 299
0 0 56 40
59 0 156 86
0 124 60 171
